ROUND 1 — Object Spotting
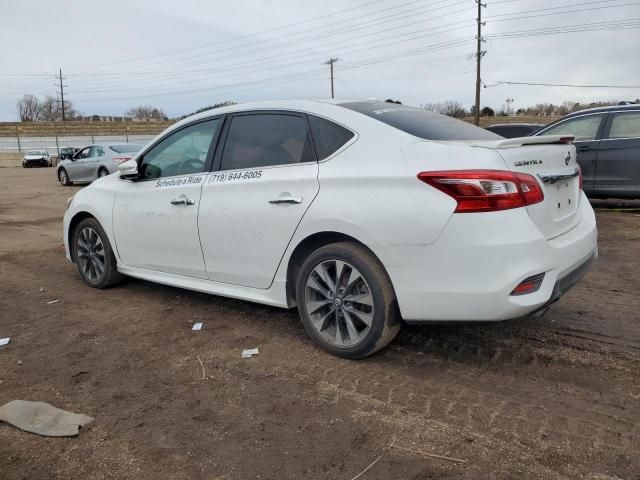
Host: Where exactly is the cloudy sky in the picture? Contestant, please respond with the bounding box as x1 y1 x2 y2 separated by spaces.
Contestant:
1 0 639 120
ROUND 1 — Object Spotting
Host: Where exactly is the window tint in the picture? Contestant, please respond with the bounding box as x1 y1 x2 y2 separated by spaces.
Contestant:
541 114 604 141
340 102 501 141
140 119 220 179
221 114 313 170
608 112 640 139
308 115 354 159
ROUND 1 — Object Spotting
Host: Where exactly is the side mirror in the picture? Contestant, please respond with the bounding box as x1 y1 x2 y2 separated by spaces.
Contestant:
118 159 139 180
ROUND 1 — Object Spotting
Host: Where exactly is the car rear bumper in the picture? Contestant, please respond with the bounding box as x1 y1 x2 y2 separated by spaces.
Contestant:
386 192 598 322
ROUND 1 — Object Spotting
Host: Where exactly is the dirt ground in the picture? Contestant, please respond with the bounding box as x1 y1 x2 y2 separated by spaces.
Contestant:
1 167 639 480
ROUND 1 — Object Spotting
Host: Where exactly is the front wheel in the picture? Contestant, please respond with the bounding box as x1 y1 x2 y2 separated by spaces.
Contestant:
72 218 124 288
295 242 401 359
58 168 72 186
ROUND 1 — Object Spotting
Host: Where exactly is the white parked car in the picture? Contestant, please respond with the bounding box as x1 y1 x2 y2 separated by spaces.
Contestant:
23 150 51 167
63 100 597 358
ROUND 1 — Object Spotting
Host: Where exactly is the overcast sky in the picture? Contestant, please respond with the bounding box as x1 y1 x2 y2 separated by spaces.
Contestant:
1 0 639 120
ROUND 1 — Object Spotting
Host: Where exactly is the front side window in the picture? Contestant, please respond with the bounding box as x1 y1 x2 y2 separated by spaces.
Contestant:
541 114 604 141
76 147 91 159
308 115 354 160
608 112 640 139
220 114 314 170
140 119 220 179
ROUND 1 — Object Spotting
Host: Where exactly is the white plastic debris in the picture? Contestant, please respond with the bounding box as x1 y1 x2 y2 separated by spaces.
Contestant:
242 348 259 358
46 300 60 305
192 322 203 331
0 338 10 347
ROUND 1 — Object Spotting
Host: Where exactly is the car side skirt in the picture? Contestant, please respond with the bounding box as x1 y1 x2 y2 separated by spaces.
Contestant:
117 264 291 309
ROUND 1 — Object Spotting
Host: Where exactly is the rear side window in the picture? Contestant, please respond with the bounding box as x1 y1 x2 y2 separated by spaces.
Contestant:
540 114 604 141
220 114 314 170
308 115 354 160
340 102 501 141
608 112 640 139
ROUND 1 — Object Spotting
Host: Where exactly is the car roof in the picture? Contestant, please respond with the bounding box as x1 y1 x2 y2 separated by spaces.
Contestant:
487 123 545 127
563 103 640 117
165 99 381 136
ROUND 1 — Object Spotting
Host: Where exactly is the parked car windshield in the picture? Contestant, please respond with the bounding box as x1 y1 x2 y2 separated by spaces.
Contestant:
109 144 142 153
26 150 46 156
339 102 501 141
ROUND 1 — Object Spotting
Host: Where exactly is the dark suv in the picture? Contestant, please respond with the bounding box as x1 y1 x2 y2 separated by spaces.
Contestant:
534 104 640 198
59 147 79 160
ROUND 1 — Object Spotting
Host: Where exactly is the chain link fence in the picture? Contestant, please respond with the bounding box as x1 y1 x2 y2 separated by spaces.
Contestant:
0 121 174 165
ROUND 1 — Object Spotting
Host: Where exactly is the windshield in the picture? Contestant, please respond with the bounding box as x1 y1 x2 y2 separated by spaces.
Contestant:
339 102 501 141
27 150 46 156
109 144 142 153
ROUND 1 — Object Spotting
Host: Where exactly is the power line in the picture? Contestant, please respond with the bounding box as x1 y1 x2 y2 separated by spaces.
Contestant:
485 81 640 88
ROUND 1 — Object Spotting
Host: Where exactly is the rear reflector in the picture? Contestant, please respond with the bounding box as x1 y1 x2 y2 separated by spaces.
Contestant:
417 170 544 213
511 273 545 296
577 163 583 190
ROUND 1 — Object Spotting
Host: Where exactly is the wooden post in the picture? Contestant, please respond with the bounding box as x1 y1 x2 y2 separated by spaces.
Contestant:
15 125 21 153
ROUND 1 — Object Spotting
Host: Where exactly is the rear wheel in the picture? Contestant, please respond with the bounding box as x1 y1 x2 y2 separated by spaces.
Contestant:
295 242 401 359
58 168 72 186
98 167 109 178
72 218 124 288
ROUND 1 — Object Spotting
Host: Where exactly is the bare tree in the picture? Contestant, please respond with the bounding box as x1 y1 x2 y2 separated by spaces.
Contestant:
36 95 78 121
440 101 466 118
126 105 167 121
16 94 41 121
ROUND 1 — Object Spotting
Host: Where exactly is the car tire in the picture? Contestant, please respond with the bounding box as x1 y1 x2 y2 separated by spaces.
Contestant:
98 167 109 178
295 241 401 359
72 217 124 289
58 168 72 186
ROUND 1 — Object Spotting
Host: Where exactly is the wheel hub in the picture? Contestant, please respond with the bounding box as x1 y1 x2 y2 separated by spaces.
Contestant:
305 259 374 348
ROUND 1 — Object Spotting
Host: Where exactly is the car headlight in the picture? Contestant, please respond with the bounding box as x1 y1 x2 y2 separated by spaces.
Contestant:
65 196 74 211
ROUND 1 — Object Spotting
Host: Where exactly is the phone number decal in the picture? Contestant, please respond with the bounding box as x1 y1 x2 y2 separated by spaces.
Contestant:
209 170 262 183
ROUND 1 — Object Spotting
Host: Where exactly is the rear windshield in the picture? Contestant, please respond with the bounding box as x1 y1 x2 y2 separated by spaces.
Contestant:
340 102 501 141
109 144 142 153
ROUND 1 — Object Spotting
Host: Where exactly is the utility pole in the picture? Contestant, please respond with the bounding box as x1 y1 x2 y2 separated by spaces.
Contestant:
474 1 487 126
325 58 339 99
54 68 68 121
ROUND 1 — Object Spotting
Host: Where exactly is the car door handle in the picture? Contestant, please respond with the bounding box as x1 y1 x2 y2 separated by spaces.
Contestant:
577 145 594 152
269 196 303 205
170 195 195 206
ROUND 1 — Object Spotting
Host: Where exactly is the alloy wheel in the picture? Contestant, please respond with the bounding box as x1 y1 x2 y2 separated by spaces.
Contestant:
77 227 106 282
59 170 68 184
304 259 374 347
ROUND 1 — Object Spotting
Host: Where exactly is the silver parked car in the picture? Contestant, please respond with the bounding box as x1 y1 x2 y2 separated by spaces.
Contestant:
57 143 142 186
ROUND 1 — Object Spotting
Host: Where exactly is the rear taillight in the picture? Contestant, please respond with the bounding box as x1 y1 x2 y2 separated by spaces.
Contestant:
417 170 544 213
112 156 131 164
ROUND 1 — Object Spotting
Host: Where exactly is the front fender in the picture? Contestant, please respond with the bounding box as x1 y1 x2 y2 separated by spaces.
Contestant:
63 181 117 263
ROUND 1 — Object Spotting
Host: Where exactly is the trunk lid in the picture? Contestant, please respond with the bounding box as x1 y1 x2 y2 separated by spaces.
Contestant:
469 135 581 239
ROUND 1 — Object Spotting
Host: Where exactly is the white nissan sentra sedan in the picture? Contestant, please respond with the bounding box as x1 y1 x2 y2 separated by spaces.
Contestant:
63 100 597 358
